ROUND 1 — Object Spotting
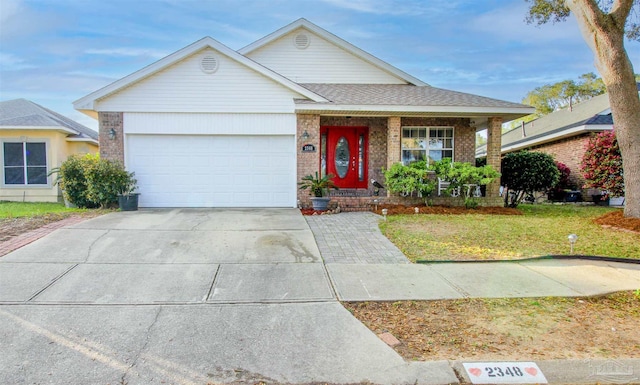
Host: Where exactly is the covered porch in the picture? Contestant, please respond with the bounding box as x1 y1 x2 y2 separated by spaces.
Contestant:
296 114 507 211
294 84 533 211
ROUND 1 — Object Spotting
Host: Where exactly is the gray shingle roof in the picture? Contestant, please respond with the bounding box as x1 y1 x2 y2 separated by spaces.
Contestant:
475 89 629 157
500 92 613 147
0 99 98 141
296 84 530 109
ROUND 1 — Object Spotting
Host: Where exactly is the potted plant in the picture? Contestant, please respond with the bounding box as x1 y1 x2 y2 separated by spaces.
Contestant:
298 172 338 211
117 172 140 211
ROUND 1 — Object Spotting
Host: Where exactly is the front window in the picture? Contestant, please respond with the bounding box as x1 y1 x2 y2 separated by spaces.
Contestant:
402 126 454 165
3 142 48 185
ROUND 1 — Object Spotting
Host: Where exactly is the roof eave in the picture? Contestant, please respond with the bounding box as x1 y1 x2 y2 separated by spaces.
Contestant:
295 104 534 117
239 18 428 87
0 126 77 135
502 123 613 153
66 137 99 145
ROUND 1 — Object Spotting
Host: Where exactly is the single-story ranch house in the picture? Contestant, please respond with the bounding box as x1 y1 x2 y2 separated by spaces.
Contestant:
74 18 533 209
476 83 639 199
1 99 99 202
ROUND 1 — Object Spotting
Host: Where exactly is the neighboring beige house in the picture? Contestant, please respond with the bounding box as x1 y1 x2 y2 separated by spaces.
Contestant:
1 99 99 202
476 84 639 195
74 18 533 209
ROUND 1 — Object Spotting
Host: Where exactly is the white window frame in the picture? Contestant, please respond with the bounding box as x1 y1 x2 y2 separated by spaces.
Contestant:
1 139 50 187
401 126 454 165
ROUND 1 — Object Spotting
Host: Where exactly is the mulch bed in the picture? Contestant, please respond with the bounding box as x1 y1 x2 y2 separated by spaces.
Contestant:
302 204 522 216
594 209 640 233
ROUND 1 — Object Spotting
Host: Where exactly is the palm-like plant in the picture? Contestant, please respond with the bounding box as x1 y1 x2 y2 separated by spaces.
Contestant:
298 172 338 197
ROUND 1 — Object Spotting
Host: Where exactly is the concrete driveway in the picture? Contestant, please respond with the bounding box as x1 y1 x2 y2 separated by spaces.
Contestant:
0 209 455 384
1 209 332 304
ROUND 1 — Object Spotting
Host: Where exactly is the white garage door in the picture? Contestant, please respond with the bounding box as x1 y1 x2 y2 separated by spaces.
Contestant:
126 135 295 207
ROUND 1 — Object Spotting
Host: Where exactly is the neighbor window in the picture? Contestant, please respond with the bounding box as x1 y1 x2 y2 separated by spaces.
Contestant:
3 142 48 185
401 127 453 165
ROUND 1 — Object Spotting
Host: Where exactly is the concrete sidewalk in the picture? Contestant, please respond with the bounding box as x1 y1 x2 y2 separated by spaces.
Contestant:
327 259 640 301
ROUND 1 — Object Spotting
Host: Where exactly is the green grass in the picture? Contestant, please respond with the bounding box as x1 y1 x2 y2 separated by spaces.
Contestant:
380 204 640 261
0 201 85 219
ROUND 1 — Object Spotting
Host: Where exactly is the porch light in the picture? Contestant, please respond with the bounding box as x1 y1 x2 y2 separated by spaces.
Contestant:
568 234 578 254
108 128 117 140
301 130 310 140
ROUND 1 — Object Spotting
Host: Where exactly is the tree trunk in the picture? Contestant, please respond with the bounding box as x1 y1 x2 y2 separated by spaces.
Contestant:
568 0 640 218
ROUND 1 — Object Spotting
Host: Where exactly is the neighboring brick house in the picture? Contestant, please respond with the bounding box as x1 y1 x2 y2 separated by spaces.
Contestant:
74 18 532 209
477 84 639 199
1 99 99 202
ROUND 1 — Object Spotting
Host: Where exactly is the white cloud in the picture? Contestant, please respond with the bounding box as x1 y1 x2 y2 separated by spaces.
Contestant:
316 0 444 16
0 52 34 70
0 0 21 24
85 48 169 59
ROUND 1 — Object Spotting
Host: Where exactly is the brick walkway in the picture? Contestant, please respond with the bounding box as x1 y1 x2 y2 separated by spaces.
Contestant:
0 216 90 257
305 212 409 264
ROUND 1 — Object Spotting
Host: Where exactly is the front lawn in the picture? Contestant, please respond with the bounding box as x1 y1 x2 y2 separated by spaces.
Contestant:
380 205 640 261
345 291 640 361
0 201 84 219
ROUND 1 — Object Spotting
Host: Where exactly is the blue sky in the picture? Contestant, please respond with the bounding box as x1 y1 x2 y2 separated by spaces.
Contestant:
1 0 638 132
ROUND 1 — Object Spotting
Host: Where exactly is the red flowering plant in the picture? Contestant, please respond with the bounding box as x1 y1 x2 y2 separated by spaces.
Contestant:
580 130 624 198
548 162 574 201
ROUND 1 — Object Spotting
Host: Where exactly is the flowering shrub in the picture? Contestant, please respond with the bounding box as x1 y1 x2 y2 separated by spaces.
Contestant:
555 162 572 189
580 131 624 197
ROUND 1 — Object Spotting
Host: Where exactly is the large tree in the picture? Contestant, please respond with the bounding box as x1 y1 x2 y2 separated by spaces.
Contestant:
523 73 606 115
526 0 640 218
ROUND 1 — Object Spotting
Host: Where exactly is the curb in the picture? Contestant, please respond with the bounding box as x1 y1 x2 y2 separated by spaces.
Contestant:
417 255 640 265
451 358 640 384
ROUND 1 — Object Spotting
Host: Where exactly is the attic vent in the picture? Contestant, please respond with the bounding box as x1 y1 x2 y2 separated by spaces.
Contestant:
200 55 219 73
294 33 310 49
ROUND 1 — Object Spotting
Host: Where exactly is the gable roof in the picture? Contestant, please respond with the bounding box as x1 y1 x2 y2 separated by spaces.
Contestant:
0 99 98 142
238 18 427 86
475 91 624 157
74 36 328 115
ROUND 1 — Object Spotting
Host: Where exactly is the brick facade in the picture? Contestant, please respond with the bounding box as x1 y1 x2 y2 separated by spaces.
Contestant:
297 114 321 207
297 114 497 209
486 117 503 198
387 116 401 169
98 112 124 164
527 134 591 190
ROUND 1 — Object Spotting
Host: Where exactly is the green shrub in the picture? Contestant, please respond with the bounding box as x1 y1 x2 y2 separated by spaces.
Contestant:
85 159 134 208
53 154 135 208
501 151 560 208
431 158 500 200
54 154 99 208
384 162 435 198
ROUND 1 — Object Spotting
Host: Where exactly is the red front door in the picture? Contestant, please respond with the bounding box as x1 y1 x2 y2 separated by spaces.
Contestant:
324 126 368 189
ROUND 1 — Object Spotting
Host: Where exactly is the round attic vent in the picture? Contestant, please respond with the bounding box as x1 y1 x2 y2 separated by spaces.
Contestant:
200 55 219 73
294 33 310 49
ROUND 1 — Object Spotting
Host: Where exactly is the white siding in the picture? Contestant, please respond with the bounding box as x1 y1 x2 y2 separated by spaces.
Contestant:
96 48 303 113
124 113 296 135
246 28 407 84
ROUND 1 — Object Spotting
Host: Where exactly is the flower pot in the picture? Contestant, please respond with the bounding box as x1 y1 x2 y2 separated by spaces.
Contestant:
310 197 331 211
118 193 140 211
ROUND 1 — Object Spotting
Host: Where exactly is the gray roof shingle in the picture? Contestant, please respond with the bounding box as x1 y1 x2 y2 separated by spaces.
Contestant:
296 83 530 109
0 99 98 141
